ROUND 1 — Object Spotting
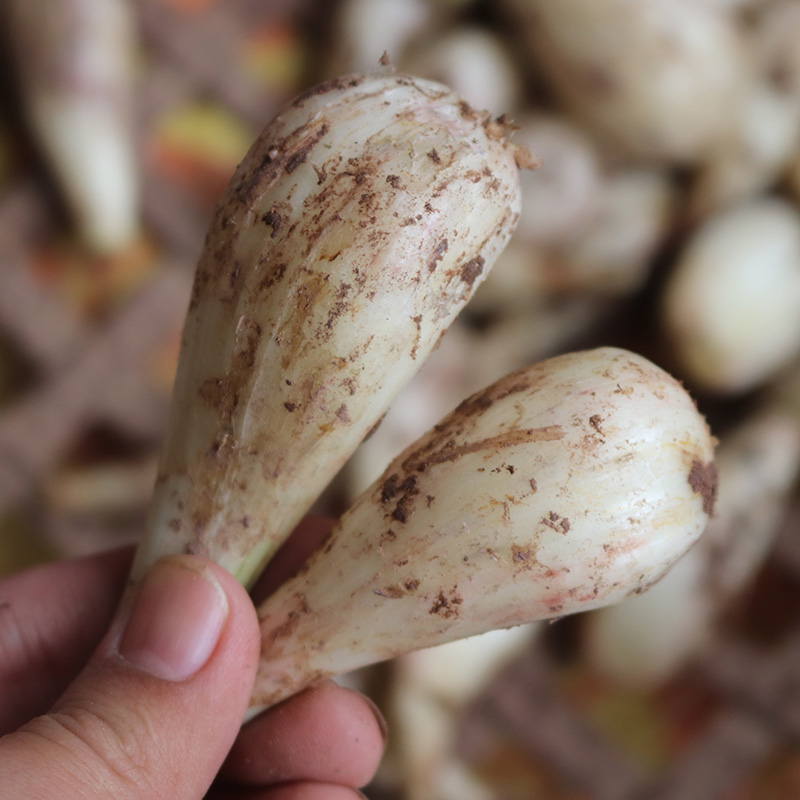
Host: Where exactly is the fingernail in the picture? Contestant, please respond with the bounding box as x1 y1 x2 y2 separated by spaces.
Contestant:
118 556 228 681
364 696 389 748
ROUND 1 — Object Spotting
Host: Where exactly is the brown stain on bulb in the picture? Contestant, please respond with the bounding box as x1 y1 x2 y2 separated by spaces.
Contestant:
199 376 239 422
459 255 485 288
373 578 420 600
429 587 463 618
233 120 332 207
542 511 571 535
454 376 537 417
381 474 420 523
198 317 263 426
402 426 565 474
262 208 284 237
290 74 367 108
428 239 449 273
512 544 535 569
689 459 719 516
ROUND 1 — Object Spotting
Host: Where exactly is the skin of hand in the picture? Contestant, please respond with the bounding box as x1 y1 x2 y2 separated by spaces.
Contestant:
0 517 387 799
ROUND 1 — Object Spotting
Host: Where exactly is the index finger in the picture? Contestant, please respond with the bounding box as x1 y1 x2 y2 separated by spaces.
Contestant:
0 545 133 733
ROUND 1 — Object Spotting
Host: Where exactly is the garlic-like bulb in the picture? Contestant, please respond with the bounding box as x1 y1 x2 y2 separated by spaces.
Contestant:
4 0 139 252
554 168 675 296
390 626 539 800
131 72 526 587
501 0 746 164
662 197 800 394
512 113 603 248
688 0 800 220
324 0 433 76
401 26 525 118
252 347 716 708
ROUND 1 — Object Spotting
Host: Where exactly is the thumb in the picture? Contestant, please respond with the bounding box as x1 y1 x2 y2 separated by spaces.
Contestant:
0 555 260 800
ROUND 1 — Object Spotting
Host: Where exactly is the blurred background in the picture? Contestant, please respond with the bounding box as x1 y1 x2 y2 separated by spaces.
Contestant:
3 0 800 797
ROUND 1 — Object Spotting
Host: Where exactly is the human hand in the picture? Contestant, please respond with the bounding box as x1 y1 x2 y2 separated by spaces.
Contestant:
0 517 387 799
